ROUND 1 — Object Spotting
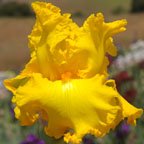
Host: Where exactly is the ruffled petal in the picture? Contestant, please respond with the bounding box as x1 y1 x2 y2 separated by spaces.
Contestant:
81 13 127 75
29 2 85 80
5 73 142 144
27 2 127 80
28 2 61 52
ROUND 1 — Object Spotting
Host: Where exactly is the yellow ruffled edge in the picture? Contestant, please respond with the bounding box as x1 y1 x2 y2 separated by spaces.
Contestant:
64 111 142 143
63 78 142 144
4 73 143 144
28 1 127 79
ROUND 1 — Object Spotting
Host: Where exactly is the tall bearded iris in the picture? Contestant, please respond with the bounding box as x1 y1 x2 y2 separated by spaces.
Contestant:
4 2 142 144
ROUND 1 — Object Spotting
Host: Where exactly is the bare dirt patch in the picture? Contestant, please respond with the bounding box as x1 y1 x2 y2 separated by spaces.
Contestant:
0 13 144 71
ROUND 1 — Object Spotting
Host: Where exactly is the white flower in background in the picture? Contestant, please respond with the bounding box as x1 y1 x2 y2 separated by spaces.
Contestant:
130 40 144 63
113 55 127 70
113 39 144 70
125 53 134 66
130 39 144 51
132 48 144 63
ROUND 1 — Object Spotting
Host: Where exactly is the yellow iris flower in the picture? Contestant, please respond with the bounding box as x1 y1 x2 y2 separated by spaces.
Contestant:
4 2 142 144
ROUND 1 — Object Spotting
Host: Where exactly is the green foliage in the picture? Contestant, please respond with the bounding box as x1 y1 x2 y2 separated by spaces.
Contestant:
111 6 126 15
131 0 144 13
0 2 33 17
72 11 84 18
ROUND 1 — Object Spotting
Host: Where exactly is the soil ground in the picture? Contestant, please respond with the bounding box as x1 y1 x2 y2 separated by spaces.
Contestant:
0 1 144 71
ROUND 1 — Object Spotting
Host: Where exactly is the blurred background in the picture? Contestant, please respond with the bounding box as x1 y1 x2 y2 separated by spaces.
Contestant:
0 0 144 144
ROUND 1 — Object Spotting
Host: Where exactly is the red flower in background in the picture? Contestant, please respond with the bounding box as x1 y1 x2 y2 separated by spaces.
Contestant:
138 60 144 69
114 71 133 90
124 88 137 103
114 71 136 103
115 71 133 84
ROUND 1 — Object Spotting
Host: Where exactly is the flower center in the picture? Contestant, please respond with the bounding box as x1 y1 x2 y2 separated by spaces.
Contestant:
61 72 72 82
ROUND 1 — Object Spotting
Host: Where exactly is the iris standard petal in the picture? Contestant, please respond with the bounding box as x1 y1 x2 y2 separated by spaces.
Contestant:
28 2 127 80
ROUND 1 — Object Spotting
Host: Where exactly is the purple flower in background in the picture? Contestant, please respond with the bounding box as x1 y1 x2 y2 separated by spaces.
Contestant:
83 135 96 144
8 101 16 121
9 106 15 120
116 122 130 139
20 134 45 144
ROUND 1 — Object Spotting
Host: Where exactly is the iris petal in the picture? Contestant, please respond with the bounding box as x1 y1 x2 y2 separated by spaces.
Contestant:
28 2 127 80
4 73 142 144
